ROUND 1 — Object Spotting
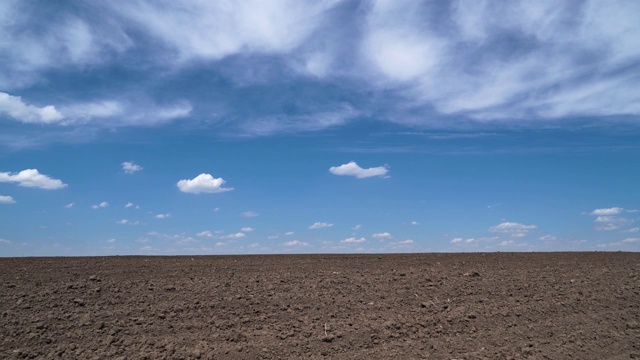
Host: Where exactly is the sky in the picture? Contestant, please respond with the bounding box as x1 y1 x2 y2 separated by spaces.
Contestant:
1 0 639 256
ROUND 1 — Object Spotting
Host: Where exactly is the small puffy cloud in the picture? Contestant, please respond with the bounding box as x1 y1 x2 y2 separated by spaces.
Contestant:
177 173 233 194
451 237 475 244
282 240 309 247
539 235 557 241
225 232 246 239
622 227 640 233
122 161 143 174
489 222 537 237
342 237 366 243
116 219 140 225
623 237 640 243
155 213 171 219
499 240 516 246
309 222 333 229
0 169 67 190
0 195 16 204
106 238 116 243
0 239 12 244
284 231 294 236
329 161 389 179
594 215 633 231
410 221 419 226
197 231 214 238
124 202 137 208
241 227 255 232
241 211 258 218
394 240 414 245
64 202 75 208
590 207 624 216
0 92 64 124
92 201 109 209
352 224 362 230
588 207 635 231
372 232 393 239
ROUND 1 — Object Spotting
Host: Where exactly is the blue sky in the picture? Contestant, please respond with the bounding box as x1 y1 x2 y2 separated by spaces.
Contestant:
1 0 639 256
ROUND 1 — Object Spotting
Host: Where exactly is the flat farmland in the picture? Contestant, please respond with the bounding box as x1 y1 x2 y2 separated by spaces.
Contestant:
1 253 638 359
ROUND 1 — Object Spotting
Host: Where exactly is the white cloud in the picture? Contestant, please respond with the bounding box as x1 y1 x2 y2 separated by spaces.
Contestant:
155 213 170 219
284 231 294 236
197 231 214 238
58 99 192 126
489 222 537 237
499 240 515 246
64 202 75 208
410 221 419 226
92 201 109 209
539 235 557 241
122 161 143 174
240 105 359 136
106 238 116 243
352 224 362 230
362 24 442 83
342 237 366 244
225 232 246 239
451 237 474 244
116 219 139 225
177 173 233 194
124 202 134 208
0 92 64 124
241 227 255 232
623 237 640 243
329 161 389 179
588 207 635 231
241 211 258 218
0 169 67 190
282 240 309 247
394 239 414 245
108 1 340 62
591 207 625 216
309 222 333 229
0 239 12 244
0 195 16 204
372 232 393 239
622 227 640 234
594 215 633 231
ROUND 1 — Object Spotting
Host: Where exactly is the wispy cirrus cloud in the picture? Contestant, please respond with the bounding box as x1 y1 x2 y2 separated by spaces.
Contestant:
1 0 638 143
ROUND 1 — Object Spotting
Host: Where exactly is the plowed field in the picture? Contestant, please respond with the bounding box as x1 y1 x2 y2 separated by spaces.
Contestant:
1 253 639 359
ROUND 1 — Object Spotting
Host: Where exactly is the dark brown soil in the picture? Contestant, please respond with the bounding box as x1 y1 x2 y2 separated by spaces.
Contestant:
1 253 639 359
